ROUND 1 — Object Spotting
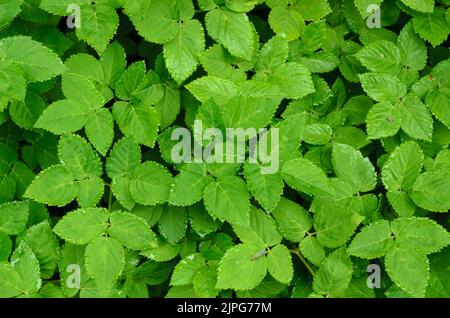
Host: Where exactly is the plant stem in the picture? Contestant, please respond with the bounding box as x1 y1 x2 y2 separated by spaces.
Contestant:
289 249 315 276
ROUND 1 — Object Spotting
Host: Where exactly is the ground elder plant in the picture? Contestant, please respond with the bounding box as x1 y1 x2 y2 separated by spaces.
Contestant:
0 0 449 299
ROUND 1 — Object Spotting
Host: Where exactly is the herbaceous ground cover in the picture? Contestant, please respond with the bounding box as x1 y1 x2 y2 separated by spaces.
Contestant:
0 0 450 298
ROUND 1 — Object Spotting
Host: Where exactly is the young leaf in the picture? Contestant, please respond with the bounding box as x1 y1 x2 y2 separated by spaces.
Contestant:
347 220 394 259
366 101 401 139
271 198 312 243
24 165 77 207
409 172 450 212
204 176 251 227
359 73 407 103
11 241 42 296
332 143 377 194
130 162 172 206
85 236 125 293
53 208 108 244
0 201 29 235
385 247 429 298
216 244 268 290
205 7 254 60
108 211 156 250
313 248 353 297
170 163 214 207
299 236 325 266
243 162 284 213
0 36 65 82
382 141 424 191
164 19 205 84
267 244 293 285
391 218 450 255
282 158 335 197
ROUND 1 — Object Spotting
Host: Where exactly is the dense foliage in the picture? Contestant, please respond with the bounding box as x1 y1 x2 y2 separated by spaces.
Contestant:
0 0 450 298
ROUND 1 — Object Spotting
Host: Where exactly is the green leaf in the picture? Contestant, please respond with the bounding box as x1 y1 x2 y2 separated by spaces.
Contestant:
270 62 315 99
268 4 304 41
193 263 219 298
216 244 268 290
0 0 22 28
313 198 365 248
355 40 401 75
85 236 125 293
171 253 205 286
19 221 59 279
387 191 416 217
256 36 289 72
332 143 376 194
299 236 325 266
409 172 450 212
53 208 108 244
282 158 335 197
106 138 141 179
0 63 26 102
188 204 219 237
267 244 293 285
123 0 186 44
114 61 146 101
34 100 92 134
85 108 114 156
400 0 434 13
271 198 312 243
313 248 353 297
302 124 332 145
391 217 450 255
366 101 401 139
76 4 119 54
413 8 450 47
385 247 429 298
112 176 136 211
158 206 187 245
204 175 251 227
108 211 156 250
0 201 29 235
186 76 238 105
398 22 427 71
141 238 180 262
24 165 77 207
205 7 254 60
233 207 282 248
170 163 214 207
347 220 394 259
58 134 102 179
164 19 205 84
382 141 424 191
426 88 450 129
101 42 126 85
10 242 41 296
0 264 23 298
359 73 407 103
398 94 433 141
243 163 283 213
130 162 172 206
0 36 65 82
112 101 160 148
295 0 331 21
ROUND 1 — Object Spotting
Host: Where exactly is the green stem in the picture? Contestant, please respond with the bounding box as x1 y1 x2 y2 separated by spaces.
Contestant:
289 249 315 276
